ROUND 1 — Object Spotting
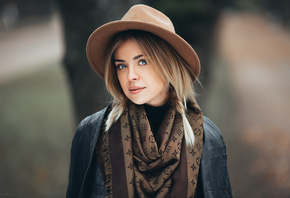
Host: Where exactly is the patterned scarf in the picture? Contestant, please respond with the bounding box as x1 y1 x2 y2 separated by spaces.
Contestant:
103 101 203 198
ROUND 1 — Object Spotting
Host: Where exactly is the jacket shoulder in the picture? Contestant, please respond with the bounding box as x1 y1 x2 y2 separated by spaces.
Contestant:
73 106 110 147
66 106 109 198
203 116 226 154
196 116 232 198
76 106 109 135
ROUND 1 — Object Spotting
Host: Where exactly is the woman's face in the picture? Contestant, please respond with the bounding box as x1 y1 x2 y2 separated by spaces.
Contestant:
114 39 169 106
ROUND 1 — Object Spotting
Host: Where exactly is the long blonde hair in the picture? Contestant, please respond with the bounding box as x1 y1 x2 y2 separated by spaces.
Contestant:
104 30 199 146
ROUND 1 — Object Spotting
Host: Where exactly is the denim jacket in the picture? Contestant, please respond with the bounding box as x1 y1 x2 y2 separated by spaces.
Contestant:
66 106 232 198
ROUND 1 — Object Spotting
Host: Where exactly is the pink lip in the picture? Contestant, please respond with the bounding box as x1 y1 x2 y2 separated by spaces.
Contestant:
129 86 145 94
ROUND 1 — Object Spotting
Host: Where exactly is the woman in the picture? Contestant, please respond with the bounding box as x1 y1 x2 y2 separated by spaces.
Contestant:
66 4 232 198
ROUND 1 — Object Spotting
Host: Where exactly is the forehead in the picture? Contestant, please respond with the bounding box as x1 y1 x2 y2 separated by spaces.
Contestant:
114 39 142 57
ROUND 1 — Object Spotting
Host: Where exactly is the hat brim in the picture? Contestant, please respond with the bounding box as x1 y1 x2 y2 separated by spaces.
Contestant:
86 20 200 81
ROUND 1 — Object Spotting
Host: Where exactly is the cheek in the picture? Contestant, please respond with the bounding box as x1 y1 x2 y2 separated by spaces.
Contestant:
117 72 126 89
144 70 157 82
149 74 165 88
157 81 167 93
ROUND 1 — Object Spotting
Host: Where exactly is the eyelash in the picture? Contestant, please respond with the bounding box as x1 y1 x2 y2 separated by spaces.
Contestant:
116 59 147 70
138 59 147 66
116 64 126 70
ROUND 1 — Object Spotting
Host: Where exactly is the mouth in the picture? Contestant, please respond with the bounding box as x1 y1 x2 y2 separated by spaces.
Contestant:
129 86 145 94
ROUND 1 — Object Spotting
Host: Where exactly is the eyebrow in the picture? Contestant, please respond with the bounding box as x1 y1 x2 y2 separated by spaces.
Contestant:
114 54 143 62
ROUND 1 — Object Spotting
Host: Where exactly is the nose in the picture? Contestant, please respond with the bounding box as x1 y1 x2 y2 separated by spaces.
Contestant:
128 65 139 81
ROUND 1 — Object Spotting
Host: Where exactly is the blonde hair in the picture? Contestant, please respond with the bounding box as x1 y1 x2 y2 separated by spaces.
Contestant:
104 30 199 146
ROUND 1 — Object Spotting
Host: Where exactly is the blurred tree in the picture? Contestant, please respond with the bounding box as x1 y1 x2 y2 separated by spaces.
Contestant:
57 0 141 124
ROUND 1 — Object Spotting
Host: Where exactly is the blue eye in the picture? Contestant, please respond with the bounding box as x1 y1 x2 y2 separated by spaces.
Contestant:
116 64 127 70
139 59 147 66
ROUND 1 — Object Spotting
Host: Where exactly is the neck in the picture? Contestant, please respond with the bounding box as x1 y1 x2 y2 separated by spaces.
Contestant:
144 102 169 135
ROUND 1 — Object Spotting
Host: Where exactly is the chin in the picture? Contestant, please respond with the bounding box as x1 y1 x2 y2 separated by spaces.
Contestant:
129 99 146 105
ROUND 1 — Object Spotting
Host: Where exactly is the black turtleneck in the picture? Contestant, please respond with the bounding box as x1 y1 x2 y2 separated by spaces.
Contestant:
144 102 169 135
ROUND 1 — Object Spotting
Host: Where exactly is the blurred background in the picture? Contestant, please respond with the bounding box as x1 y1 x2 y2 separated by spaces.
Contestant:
0 0 289 197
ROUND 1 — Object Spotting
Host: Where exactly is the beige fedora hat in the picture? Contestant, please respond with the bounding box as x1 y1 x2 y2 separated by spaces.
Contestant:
86 4 200 81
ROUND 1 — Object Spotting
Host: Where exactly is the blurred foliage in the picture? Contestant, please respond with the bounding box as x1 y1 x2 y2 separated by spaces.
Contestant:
156 0 214 16
0 64 74 197
233 0 290 26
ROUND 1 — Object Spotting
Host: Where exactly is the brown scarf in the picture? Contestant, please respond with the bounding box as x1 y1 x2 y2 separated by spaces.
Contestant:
100 101 203 198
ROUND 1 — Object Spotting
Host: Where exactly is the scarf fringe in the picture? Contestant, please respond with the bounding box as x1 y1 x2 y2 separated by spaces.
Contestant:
100 111 113 198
